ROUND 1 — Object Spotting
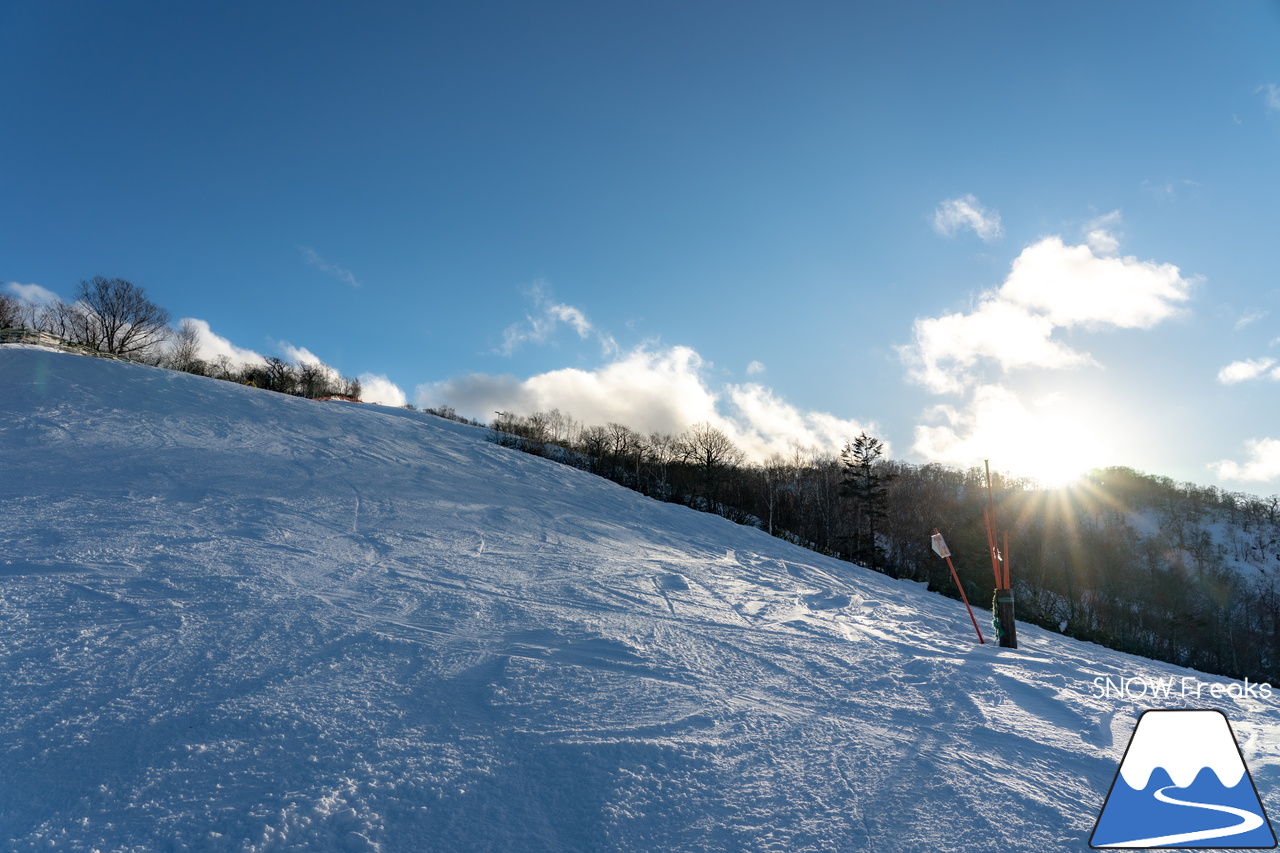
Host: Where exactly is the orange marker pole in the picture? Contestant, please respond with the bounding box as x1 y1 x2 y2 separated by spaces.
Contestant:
983 504 1001 588
1003 530 1011 589
932 529 985 644
984 461 1003 587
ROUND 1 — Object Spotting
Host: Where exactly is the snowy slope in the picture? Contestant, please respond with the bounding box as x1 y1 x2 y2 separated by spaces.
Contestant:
2 346 1278 852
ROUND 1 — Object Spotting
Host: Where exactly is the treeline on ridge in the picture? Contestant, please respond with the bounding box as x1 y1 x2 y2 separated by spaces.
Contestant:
1 277 363 400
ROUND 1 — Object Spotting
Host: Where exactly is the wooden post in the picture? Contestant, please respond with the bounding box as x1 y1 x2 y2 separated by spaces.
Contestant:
985 461 1018 649
994 588 1018 649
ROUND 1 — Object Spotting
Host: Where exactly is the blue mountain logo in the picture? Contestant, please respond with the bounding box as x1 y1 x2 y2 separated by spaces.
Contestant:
1091 709 1276 848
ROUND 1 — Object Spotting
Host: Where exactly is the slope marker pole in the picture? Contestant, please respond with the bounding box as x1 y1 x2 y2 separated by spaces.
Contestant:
931 530 985 644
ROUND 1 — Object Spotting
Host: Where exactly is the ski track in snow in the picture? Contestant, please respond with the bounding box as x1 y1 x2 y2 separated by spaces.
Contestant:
2 347 1279 852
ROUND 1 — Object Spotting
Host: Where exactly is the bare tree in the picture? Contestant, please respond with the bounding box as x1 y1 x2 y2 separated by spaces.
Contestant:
544 408 580 446
760 452 798 537
682 422 745 472
0 292 21 328
263 357 298 395
680 422 745 510
209 354 235 381
578 424 609 463
74 276 171 359
165 318 205 374
298 361 341 398
645 431 680 497
34 298 89 341
603 422 643 482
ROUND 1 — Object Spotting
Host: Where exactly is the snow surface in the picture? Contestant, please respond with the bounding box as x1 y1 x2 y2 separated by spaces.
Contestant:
3 346 1279 852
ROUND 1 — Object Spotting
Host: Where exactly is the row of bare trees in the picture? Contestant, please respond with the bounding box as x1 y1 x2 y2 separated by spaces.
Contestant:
168 319 362 399
3 278 363 400
2 277 172 360
491 410 749 512
487 409 892 564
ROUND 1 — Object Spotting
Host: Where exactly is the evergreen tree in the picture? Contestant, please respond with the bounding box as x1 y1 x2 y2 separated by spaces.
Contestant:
841 432 891 571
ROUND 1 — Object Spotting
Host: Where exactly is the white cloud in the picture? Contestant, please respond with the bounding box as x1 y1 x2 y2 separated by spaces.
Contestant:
358 373 407 407
182 318 267 366
300 246 362 288
1001 237 1193 329
905 298 1091 394
1141 179 1200 203
1083 211 1123 256
499 282 613 356
746 360 766 376
5 281 61 306
902 235 1195 393
726 382 879 461
933 195 1003 242
1083 229 1120 257
1259 83 1280 113
1211 437 1280 483
1217 357 1280 385
547 303 592 339
597 333 620 358
1236 308 1268 330
423 345 711 433
280 343 325 366
417 343 878 462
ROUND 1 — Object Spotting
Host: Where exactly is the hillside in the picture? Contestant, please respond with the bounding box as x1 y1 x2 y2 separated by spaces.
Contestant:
2 345 1278 852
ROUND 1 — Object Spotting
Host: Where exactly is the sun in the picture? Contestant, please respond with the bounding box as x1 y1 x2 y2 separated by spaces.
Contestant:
999 401 1111 488
1015 447 1093 489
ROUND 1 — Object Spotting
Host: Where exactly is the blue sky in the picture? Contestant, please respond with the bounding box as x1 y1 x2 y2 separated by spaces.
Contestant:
3 1 1279 490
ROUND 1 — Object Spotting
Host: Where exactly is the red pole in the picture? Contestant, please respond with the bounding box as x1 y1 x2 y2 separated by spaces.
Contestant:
983 504 1001 588
1003 530 1011 589
933 529 985 644
984 461 1003 587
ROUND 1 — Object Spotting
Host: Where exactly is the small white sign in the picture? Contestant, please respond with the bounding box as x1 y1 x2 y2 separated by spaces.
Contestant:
930 533 950 559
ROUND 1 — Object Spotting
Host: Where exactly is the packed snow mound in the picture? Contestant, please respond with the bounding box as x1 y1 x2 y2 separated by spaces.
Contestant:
2 347 1278 852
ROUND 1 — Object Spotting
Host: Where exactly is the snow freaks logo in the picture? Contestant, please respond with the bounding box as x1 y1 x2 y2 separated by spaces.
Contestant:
1091 676 1274 701
1090 710 1276 849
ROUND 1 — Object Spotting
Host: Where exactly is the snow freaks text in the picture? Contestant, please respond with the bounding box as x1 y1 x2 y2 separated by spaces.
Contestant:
1091 676 1274 701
